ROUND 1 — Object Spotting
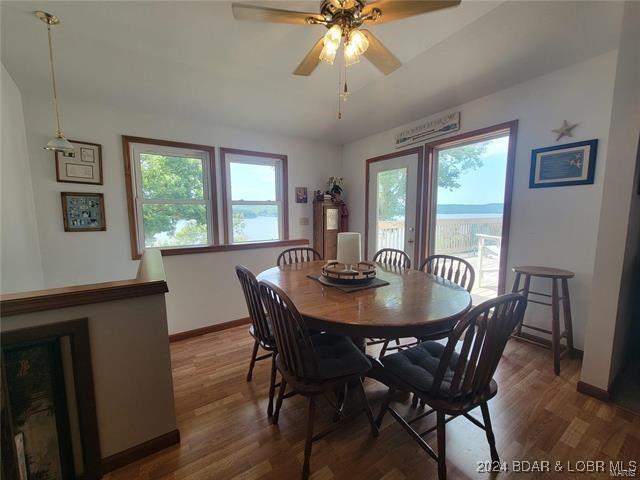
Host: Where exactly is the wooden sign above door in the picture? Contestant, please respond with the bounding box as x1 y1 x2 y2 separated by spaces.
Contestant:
394 111 460 149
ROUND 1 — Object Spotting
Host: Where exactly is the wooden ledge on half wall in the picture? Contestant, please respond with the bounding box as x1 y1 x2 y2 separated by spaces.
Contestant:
159 238 309 257
0 249 168 317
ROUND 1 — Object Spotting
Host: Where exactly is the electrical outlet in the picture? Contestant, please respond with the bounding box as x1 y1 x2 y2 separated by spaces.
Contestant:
299 217 309 226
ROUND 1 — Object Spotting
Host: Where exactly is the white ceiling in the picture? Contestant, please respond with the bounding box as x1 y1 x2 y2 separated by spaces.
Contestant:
1 1 623 144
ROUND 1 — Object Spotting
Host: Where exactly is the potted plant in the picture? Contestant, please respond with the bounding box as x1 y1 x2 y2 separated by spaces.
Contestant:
327 176 344 201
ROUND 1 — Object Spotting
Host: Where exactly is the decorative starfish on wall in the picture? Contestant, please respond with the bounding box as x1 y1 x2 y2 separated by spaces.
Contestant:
552 120 579 141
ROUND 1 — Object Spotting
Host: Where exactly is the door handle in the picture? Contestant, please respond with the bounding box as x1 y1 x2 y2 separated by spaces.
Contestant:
407 239 415 244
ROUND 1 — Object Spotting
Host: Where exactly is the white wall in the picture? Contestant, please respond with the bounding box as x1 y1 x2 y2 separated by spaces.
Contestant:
20 96 340 333
581 3 640 391
163 244 308 334
341 51 619 350
0 64 44 293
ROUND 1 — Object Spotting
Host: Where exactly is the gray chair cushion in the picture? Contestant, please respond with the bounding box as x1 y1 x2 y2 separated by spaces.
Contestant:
249 324 275 346
304 333 372 380
381 341 459 395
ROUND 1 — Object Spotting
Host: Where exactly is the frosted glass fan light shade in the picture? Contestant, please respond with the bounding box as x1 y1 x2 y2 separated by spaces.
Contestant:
320 24 342 65
348 29 369 56
319 43 338 64
344 41 361 66
45 133 75 153
337 232 361 266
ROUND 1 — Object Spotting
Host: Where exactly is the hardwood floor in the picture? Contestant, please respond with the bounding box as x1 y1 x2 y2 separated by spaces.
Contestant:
106 326 640 480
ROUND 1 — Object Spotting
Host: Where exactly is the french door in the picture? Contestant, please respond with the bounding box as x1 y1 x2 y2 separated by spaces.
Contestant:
366 148 422 266
424 121 518 300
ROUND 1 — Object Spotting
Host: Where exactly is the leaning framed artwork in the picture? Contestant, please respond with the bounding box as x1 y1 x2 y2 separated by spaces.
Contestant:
55 140 103 185
530 139 598 188
61 192 106 232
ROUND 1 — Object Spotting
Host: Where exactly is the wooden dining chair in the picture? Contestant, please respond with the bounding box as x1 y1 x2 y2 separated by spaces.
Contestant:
235 265 278 417
277 247 322 267
372 248 411 269
258 280 379 479
368 248 412 357
421 254 475 293
375 293 527 479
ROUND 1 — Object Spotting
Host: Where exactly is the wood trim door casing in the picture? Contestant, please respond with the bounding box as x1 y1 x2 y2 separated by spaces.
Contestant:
1 318 102 479
122 135 219 260
364 146 425 263
219 147 289 245
421 120 519 294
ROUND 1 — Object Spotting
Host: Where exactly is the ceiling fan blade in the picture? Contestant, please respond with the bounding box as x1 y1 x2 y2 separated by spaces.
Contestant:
361 29 401 75
363 0 461 24
232 3 322 24
293 37 325 76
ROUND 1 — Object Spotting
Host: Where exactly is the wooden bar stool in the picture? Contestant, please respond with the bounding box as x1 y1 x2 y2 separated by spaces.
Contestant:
511 266 576 375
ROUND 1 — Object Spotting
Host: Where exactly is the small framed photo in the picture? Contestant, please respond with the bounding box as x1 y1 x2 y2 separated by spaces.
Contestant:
56 140 103 185
530 139 598 188
61 192 106 232
295 187 308 203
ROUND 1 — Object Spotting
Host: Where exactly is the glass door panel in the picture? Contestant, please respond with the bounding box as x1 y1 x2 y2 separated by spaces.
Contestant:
431 135 509 302
367 151 419 265
376 167 407 252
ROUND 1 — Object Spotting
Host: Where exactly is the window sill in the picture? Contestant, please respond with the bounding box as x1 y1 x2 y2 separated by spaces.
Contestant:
159 238 309 257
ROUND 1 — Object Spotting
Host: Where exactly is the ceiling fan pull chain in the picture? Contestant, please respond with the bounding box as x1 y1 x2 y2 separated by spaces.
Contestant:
343 61 349 100
337 58 342 119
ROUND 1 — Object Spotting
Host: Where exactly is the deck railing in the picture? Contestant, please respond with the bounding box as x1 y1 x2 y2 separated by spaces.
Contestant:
435 216 502 254
376 216 503 255
377 220 405 251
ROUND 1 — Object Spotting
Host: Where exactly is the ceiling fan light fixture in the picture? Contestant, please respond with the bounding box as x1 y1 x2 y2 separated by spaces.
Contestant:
348 29 369 56
319 24 342 64
319 42 338 65
343 41 360 66
343 28 369 66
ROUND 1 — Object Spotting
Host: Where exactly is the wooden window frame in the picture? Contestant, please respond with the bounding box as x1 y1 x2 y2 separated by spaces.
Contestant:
220 148 289 245
122 136 219 260
421 120 519 294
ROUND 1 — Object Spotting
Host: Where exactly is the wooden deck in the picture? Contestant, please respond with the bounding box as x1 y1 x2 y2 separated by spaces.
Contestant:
106 326 640 480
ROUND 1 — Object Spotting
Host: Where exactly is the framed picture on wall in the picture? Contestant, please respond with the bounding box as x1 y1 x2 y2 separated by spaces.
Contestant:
530 139 598 188
55 140 103 185
61 192 106 232
295 187 308 203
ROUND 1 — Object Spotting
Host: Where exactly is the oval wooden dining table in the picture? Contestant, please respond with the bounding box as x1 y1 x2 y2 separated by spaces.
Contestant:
257 260 472 340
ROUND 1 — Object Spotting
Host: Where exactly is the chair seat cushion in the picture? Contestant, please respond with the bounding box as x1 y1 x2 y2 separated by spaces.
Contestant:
381 341 460 395
304 333 371 380
249 324 275 347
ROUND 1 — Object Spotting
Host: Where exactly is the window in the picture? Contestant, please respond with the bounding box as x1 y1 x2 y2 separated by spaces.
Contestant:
123 138 292 258
220 148 288 244
123 137 218 257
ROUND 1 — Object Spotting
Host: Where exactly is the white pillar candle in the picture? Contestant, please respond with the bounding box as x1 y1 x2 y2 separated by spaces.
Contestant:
337 232 361 267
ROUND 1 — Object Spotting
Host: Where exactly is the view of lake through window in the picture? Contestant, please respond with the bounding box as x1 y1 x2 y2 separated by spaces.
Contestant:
229 160 281 243
139 152 210 248
433 135 509 301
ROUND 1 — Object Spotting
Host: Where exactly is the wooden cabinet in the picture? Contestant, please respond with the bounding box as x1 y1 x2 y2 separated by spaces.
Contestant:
313 199 347 260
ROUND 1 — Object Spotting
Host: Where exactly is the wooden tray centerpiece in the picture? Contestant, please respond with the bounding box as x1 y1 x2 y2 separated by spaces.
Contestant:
321 261 377 286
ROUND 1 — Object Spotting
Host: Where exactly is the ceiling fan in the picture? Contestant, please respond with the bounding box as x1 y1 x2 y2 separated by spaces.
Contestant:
232 0 461 76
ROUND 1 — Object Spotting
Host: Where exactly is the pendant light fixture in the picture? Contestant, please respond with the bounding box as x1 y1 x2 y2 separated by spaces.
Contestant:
35 11 74 153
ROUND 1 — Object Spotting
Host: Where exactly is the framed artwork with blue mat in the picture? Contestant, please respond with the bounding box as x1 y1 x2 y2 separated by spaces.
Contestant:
530 139 598 188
